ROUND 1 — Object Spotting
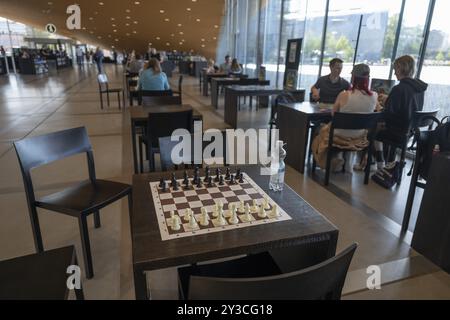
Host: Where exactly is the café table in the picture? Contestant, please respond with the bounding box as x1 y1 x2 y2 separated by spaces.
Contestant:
130 104 203 174
130 165 339 300
211 78 270 109
277 102 333 174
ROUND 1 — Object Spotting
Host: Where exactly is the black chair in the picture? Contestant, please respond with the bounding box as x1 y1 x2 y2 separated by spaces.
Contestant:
313 112 383 186
159 131 229 171
0 246 84 300
97 74 124 110
138 89 174 106
380 109 440 184
178 243 357 300
172 75 183 98
402 115 441 233
13 127 132 279
142 110 193 172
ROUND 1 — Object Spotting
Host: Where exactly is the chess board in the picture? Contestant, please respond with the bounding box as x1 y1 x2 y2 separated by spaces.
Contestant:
150 172 292 241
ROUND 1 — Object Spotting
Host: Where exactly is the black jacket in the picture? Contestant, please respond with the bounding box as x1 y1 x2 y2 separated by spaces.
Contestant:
384 78 428 133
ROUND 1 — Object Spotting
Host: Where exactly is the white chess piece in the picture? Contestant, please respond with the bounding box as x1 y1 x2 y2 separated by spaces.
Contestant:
269 204 279 218
224 203 234 218
188 211 199 229
228 204 239 225
251 199 258 213
263 196 270 210
215 204 227 226
212 203 219 218
242 203 252 222
171 211 181 231
238 200 245 214
258 205 267 218
184 209 191 222
200 207 209 227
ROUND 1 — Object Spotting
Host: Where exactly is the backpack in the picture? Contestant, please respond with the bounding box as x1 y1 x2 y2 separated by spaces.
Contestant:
415 117 450 181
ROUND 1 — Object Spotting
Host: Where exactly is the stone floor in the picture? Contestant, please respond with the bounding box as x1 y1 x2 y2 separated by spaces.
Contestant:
0 63 449 300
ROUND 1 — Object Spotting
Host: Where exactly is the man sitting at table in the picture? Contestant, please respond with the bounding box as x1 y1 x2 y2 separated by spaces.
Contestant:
127 54 145 74
219 55 232 74
138 58 171 92
311 58 351 104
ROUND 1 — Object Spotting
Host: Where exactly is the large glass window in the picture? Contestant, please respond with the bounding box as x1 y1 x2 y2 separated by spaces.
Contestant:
299 0 327 92
420 0 450 117
234 0 248 66
260 0 282 85
245 0 259 76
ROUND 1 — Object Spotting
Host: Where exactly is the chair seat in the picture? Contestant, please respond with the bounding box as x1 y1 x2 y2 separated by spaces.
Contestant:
178 252 281 300
36 180 131 216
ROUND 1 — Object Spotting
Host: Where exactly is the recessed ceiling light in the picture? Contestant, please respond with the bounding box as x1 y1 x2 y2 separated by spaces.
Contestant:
113 30 117 32
126 16 131 19
134 1 140 5
201 38 205 41
125 23 130 26
89 17 93 20
192 0 197 2
156 37 160 40
179 31 184 35
98 2 104 5
111 46 115 48
160 10 165 13
179 42 183 45
126 33 130 36
201 44 205 48
112 24 116 27
186 8 191 11
111 17 115 21
213 37 217 40
133 31 137 34
115 38 119 41
166 42 170 46
133 21 138 24
171 34 174 37
164 18 170 22
108 35 112 38
177 24 182 27
126 9 131 13
196 18 201 22
97 36 102 39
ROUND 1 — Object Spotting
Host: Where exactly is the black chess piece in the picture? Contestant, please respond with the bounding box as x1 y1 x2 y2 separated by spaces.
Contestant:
183 171 189 185
207 176 214 188
196 178 203 188
225 167 231 180
171 173 178 191
219 175 225 186
184 177 190 189
204 166 210 183
159 178 165 189
215 168 221 182
239 173 244 183
229 174 235 185
161 181 167 192
236 168 241 179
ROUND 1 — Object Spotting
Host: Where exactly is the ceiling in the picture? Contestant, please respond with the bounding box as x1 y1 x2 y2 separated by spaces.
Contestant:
0 0 225 57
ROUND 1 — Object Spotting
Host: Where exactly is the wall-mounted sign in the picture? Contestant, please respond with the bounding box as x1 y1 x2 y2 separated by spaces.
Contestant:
45 23 57 34
283 38 303 90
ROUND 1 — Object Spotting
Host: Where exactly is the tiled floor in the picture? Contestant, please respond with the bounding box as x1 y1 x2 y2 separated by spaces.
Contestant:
0 64 449 300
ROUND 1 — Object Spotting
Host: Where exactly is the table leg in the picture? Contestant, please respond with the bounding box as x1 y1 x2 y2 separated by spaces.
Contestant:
224 91 239 129
211 81 219 109
133 266 149 300
203 77 209 96
131 120 138 174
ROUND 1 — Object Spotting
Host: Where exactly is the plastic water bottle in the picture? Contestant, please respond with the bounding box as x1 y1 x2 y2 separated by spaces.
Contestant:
269 141 287 192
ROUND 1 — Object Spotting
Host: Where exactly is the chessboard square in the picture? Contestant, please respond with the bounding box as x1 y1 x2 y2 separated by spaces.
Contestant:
207 187 220 194
245 188 258 195
176 202 190 210
202 199 216 206
196 189 209 195
198 194 213 201
225 196 240 204
237 194 251 202
174 197 188 204
172 191 185 198
163 204 177 212
241 184 253 189
222 191 235 198
186 195 200 202
189 201 203 209
249 193 261 200
160 198 175 205
229 185 243 191
210 193 224 199
192 207 202 215
212 218 229 228
183 223 200 232
218 186 231 192
159 193 174 200
238 214 256 222
183 190 197 197
233 189 246 196
213 197 227 205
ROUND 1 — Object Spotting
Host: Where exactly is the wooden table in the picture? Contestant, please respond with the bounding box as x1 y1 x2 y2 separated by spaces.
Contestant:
211 78 270 109
201 71 229 97
224 85 284 128
130 104 203 174
130 166 339 300
0 246 84 300
278 102 333 174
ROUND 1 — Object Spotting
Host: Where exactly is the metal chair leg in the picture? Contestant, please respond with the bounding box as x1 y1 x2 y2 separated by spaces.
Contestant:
78 215 94 279
325 150 332 186
107 92 110 107
99 92 103 110
29 205 44 253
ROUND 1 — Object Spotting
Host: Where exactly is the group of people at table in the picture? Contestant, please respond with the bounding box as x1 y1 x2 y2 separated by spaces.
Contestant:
309 56 428 187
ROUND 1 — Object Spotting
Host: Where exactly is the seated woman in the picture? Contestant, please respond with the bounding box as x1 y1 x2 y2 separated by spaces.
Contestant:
138 58 171 91
206 59 217 74
312 64 378 173
229 58 243 76
127 54 145 74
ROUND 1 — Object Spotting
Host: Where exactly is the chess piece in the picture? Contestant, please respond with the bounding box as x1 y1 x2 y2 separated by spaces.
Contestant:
204 166 210 183
229 174 235 185
171 173 179 191
215 168 221 182
159 178 165 189
269 204 279 218
242 203 252 222
263 196 270 210
196 178 203 189
225 203 234 218
238 200 245 214
228 205 239 225
212 203 219 218
219 175 225 186
161 181 167 192
258 205 267 219
207 176 214 188
236 168 241 179
225 167 231 180
239 173 244 183
251 200 259 213
183 171 189 184
184 209 191 222
215 204 227 226
171 211 181 231
200 208 210 227
184 177 190 189
192 168 199 185
189 212 199 229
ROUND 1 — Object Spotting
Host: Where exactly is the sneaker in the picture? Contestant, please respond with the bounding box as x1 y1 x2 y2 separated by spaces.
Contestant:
372 162 400 189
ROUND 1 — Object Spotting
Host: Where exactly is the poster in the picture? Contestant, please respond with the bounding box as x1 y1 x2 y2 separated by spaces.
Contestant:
283 39 303 90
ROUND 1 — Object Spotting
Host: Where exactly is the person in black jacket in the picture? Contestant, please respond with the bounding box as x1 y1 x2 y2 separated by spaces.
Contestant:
374 55 428 171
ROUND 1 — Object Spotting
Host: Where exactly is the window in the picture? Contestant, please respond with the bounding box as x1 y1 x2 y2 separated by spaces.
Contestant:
245 0 259 76
420 0 450 118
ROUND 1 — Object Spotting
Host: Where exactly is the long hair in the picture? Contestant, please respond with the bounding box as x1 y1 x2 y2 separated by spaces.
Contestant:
352 76 373 96
231 58 240 70
148 58 161 74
